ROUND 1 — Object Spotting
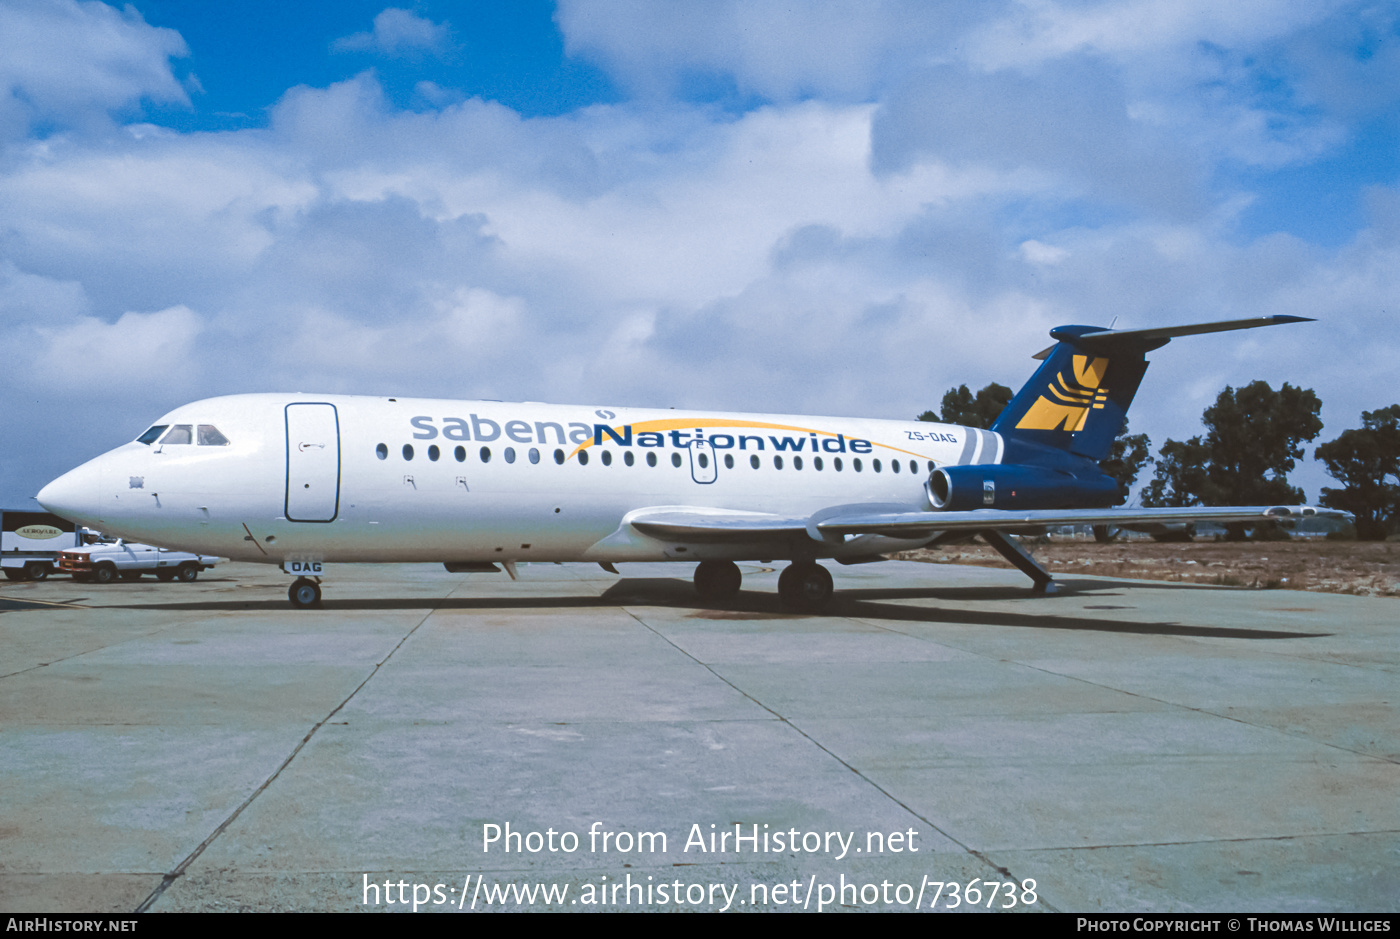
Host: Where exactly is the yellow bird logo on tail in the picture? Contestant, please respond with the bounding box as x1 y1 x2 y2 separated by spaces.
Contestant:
1015 355 1110 432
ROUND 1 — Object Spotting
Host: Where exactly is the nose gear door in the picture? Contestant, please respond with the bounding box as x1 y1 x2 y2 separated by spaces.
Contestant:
285 403 341 522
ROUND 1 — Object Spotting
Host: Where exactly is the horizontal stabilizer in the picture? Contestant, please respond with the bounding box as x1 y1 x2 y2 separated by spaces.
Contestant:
1063 315 1313 355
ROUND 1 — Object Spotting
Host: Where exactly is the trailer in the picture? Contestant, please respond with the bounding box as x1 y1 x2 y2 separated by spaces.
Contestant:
1 509 80 581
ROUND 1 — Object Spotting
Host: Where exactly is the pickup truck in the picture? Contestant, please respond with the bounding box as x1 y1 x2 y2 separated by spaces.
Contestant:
58 534 220 584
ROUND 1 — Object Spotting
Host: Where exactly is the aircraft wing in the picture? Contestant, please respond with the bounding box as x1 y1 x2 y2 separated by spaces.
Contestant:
624 504 1347 545
811 504 1346 540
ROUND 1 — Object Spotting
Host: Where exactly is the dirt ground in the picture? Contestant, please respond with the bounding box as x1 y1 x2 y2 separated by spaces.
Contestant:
898 537 1400 597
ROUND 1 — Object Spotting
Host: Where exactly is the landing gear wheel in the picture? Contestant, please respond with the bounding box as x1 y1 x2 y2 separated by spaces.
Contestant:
694 560 742 601
155 569 176 582
25 562 50 582
288 577 322 609
175 563 200 582
777 562 833 612
91 564 116 585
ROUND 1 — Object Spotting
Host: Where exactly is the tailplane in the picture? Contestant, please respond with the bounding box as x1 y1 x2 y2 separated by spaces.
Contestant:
990 315 1311 462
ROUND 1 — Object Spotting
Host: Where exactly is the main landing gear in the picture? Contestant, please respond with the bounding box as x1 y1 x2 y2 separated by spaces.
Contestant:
288 577 322 608
693 560 742 601
978 530 1060 595
693 559 834 612
777 561 834 612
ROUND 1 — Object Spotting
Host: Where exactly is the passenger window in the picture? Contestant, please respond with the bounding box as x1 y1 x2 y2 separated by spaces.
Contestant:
794 456 803 470
724 454 734 469
197 425 230 446
873 459 882 472
624 451 635 466
376 443 388 460
834 457 843 471
428 445 440 461
480 446 491 463
927 460 935 472
579 450 589 465
137 425 168 445
505 447 516 464
892 460 900 473
697 453 707 468
529 448 540 464
814 457 823 471
554 449 564 464
774 456 784 470
910 460 919 474
647 452 657 467
455 446 466 462
853 458 863 472
160 425 192 445
403 444 414 460
602 450 612 466
750 455 760 469
671 452 682 467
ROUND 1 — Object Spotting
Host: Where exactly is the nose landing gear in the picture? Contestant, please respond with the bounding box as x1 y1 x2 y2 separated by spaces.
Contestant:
288 577 322 608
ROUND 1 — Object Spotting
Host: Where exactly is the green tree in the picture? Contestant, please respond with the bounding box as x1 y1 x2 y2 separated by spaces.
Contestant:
919 382 1013 428
1143 381 1323 538
1316 405 1400 540
1141 437 1212 508
1092 419 1153 539
1098 418 1152 498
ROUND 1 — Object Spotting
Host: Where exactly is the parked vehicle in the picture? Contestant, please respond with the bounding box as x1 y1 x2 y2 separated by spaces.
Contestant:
58 533 219 584
1 509 80 581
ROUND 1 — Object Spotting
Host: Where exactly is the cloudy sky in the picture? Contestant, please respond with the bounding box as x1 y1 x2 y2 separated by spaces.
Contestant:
3 0 1399 506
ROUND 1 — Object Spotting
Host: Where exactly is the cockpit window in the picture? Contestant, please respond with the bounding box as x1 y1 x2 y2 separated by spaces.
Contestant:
159 425 193 445
198 424 230 446
137 425 169 445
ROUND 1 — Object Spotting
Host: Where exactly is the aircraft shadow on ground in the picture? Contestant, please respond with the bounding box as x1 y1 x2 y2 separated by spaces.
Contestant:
46 576 1333 640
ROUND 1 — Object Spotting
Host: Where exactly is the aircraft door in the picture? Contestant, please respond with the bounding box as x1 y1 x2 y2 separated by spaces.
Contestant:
285 403 341 522
689 438 717 484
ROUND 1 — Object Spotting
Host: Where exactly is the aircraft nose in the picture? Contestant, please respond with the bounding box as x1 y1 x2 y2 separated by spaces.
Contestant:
36 458 104 525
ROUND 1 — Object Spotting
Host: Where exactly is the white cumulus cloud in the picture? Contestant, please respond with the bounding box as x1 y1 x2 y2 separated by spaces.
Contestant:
0 0 188 138
332 8 454 59
29 305 202 392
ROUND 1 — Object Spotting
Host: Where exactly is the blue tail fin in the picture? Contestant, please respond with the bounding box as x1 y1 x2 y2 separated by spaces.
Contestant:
990 316 1312 463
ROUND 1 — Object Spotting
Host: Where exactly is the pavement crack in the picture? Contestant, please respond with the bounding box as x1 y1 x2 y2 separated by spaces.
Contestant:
621 606 1056 911
134 606 436 913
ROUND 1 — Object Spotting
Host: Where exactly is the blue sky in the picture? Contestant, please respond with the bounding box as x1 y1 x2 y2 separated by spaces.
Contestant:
3 0 1400 505
135 0 617 127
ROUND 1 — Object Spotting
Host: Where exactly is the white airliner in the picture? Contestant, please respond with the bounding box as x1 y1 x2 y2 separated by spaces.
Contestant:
36 316 1338 609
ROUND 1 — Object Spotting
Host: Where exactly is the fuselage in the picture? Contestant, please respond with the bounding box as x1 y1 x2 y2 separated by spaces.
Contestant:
36 393 1004 566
